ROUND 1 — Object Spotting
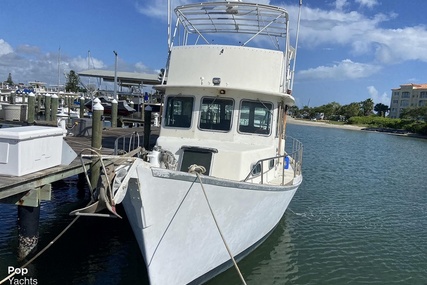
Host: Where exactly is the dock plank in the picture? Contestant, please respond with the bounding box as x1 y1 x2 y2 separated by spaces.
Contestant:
0 126 159 200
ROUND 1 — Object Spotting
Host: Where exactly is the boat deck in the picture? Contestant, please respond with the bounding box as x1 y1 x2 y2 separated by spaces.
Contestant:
0 127 159 200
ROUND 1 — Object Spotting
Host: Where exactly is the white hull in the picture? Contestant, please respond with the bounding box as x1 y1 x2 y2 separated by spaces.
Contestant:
72 2 305 284
121 161 301 284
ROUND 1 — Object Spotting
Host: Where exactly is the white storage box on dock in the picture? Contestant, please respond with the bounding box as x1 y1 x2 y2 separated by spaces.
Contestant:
0 126 64 176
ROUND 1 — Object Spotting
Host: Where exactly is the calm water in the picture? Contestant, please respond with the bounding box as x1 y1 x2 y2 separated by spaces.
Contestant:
1 123 426 284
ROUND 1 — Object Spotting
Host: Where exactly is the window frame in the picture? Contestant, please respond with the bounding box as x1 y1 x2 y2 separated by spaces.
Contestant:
198 96 234 132
238 99 273 136
163 95 195 129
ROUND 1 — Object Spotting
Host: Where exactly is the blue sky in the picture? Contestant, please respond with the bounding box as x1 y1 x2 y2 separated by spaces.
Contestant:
1 0 427 108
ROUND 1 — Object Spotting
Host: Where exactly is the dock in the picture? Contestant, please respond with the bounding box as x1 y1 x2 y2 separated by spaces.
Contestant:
0 126 159 201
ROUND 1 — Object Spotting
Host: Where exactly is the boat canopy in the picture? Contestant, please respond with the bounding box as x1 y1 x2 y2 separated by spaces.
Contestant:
174 2 289 47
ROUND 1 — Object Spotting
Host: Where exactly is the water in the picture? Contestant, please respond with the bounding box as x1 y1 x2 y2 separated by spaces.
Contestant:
1 123 427 284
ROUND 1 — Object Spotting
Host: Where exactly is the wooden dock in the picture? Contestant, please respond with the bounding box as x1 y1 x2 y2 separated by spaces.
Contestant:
0 126 159 200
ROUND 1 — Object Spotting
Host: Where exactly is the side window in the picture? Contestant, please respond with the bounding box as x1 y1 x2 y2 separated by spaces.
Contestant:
164 96 194 128
199 97 234 131
239 100 272 135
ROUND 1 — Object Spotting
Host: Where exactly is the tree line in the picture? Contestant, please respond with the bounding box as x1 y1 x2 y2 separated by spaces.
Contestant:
290 98 427 135
289 98 390 120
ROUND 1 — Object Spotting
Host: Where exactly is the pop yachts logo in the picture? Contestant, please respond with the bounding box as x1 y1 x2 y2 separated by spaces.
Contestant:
7 267 38 285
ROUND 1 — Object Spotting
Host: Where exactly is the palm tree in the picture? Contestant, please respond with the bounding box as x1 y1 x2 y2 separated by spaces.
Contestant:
374 103 389 117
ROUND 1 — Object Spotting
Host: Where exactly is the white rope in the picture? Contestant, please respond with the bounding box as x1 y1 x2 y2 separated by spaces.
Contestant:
189 165 247 285
0 205 86 284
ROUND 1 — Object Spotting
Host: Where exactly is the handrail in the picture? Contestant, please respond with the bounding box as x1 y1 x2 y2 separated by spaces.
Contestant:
114 131 141 155
243 136 303 185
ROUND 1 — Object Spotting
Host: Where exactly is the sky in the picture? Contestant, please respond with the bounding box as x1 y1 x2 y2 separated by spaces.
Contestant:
1 0 427 108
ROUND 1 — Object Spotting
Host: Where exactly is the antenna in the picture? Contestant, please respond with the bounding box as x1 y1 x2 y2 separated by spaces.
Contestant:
290 0 302 91
168 0 172 50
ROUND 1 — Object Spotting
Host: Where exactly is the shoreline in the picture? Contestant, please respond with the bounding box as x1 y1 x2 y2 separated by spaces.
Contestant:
287 117 427 139
287 117 364 131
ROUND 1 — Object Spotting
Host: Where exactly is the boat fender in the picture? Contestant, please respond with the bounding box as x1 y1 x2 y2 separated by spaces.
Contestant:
284 156 290 169
112 167 128 204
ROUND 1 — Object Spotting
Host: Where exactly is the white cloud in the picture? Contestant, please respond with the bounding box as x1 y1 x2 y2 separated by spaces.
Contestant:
367 85 390 105
135 62 150 72
0 39 13 56
334 0 349 11
298 3 427 65
68 56 106 71
356 0 379 9
370 26 427 64
0 39 108 86
298 59 381 80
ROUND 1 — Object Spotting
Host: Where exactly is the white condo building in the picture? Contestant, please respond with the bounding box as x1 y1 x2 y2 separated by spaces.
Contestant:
389 83 427 118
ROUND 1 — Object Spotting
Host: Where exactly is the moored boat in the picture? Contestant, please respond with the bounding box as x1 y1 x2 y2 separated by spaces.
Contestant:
84 95 136 116
73 1 304 284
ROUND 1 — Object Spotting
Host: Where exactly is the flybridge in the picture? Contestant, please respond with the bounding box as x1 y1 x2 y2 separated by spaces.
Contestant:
172 2 290 49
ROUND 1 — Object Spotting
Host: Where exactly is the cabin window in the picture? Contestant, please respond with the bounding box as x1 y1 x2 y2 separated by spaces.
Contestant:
199 97 234 131
164 96 194 128
238 100 272 135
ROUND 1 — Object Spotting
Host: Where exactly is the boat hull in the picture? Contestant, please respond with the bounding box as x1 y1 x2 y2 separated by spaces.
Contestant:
121 164 301 285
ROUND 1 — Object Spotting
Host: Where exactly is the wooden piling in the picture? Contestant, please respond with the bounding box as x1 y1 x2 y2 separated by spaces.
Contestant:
144 105 152 150
79 96 85 118
44 94 51 121
36 94 41 120
51 94 59 122
17 204 40 261
90 98 104 191
111 99 118 128
27 92 35 124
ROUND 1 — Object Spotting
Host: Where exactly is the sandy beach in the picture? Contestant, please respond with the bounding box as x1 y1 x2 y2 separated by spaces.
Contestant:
287 117 364 131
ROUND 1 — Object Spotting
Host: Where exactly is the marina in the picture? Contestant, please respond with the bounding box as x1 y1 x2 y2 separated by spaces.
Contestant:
2 1 426 285
1 123 426 284
1 1 305 284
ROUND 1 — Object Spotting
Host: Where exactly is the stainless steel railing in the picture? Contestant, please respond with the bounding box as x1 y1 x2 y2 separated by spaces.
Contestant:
114 131 141 155
243 136 303 185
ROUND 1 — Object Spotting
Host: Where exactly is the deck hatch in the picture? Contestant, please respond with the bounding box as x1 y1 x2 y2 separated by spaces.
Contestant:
179 146 218 175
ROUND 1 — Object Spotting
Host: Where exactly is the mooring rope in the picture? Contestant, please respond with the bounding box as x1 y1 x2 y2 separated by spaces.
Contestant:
188 165 247 285
0 149 111 284
0 207 85 284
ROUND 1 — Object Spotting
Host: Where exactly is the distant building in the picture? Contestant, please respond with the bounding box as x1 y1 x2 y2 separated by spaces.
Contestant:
389 83 427 118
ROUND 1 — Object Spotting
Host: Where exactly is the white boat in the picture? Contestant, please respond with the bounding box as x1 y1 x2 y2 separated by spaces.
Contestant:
73 1 304 284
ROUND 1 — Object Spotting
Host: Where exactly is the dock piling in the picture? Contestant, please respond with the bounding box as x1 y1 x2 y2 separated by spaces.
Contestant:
144 105 152 150
27 92 35 124
90 98 104 191
44 94 51 121
17 204 40 261
79 96 85 119
111 99 118 128
51 94 59 122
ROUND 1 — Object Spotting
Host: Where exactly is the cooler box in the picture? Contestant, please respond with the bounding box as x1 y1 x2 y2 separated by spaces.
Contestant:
0 126 64 176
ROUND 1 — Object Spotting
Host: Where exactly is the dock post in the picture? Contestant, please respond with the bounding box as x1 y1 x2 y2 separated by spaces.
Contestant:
144 105 152 150
111 99 118 128
79 96 85 118
27 92 36 124
36 93 42 120
9 92 15 104
44 93 51 121
68 96 72 118
90 98 104 191
51 94 59 123
17 204 40 261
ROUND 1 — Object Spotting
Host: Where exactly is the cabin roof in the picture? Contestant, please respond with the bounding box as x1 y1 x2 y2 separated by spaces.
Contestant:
78 69 160 86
